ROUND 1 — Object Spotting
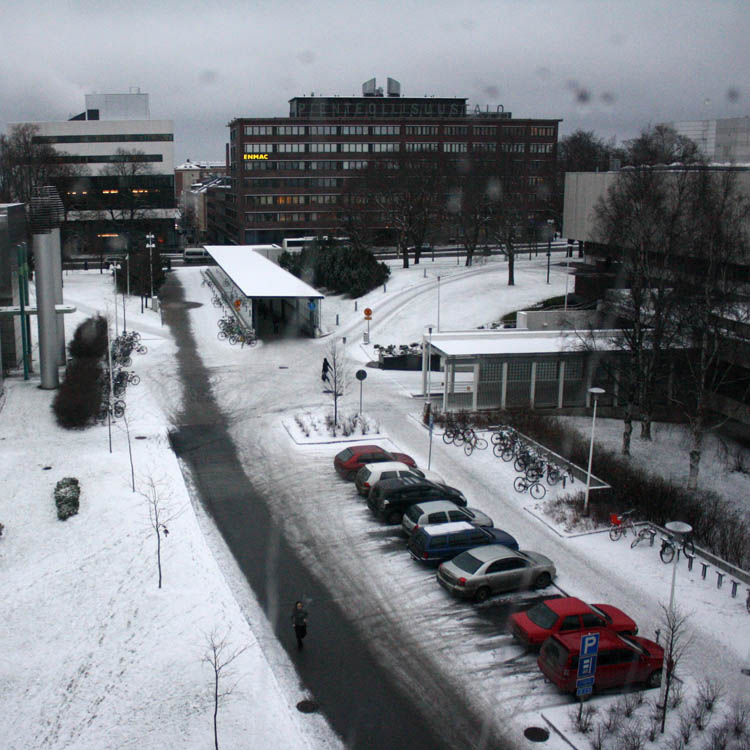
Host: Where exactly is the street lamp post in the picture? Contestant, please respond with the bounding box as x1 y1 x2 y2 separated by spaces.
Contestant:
437 276 441 332
425 324 436 469
583 387 605 514
546 239 551 284
146 233 155 300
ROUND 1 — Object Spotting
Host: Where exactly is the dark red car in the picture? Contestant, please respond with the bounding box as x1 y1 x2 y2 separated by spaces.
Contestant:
509 596 638 648
538 630 663 693
333 445 416 480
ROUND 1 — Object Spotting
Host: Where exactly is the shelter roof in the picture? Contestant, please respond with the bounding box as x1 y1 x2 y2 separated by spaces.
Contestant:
204 246 324 299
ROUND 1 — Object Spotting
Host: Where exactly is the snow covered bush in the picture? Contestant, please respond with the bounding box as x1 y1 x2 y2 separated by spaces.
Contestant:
68 315 108 359
54 477 80 520
52 356 106 429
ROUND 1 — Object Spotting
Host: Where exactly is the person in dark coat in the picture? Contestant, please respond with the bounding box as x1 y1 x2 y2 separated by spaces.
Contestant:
292 601 308 649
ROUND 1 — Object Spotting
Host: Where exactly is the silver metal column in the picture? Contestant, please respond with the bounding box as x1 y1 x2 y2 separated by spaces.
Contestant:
33 232 59 389
50 227 66 365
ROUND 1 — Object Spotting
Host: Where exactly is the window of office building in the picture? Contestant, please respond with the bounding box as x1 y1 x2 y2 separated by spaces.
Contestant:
405 142 438 152
473 126 497 136
371 125 400 135
444 142 468 153
276 195 305 205
246 195 274 206
278 160 307 170
370 142 399 152
472 142 497 152
245 143 273 153
340 142 368 152
276 143 305 153
530 126 555 137
501 142 526 153
278 212 307 222
405 125 438 135
309 160 340 170
503 125 526 136
340 126 368 135
309 142 337 153
245 212 277 223
309 125 338 135
276 125 306 135
529 143 554 153
342 160 368 170
244 126 273 136
308 194 337 204
444 125 468 135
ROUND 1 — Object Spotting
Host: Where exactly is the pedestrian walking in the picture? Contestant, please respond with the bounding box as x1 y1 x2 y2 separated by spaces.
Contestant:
291 600 308 649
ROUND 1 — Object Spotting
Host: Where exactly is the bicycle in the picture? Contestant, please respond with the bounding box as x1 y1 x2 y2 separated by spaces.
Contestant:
513 475 546 499
659 532 695 563
610 512 654 548
462 430 488 456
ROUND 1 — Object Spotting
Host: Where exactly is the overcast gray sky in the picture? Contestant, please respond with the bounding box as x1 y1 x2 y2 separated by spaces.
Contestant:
3 0 748 163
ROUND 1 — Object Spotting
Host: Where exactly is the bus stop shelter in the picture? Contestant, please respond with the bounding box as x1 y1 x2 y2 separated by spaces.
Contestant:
204 245 324 337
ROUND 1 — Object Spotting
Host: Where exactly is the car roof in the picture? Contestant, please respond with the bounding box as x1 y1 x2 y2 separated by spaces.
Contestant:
375 475 437 491
361 461 413 474
349 445 389 455
542 597 588 615
412 500 462 514
464 545 521 563
551 630 631 650
421 521 474 536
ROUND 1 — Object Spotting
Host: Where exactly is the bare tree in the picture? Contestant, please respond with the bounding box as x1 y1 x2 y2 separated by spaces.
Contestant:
658 604 693 734
138 474 178 589
624 124 702 167
325 339 350 434
203 630 247 750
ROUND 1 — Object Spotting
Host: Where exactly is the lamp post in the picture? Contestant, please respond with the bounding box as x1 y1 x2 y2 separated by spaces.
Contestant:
583 387 605 514
659 520 693 732
146 233 155 300
425 324 436 469
437 276 441 332
546 239 551 284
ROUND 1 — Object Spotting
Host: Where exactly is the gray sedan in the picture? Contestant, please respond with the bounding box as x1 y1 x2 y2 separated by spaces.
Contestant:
437 546 556 603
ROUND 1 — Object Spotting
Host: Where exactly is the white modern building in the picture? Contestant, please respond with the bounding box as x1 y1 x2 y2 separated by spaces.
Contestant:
663 116 750 163
9 90 176 254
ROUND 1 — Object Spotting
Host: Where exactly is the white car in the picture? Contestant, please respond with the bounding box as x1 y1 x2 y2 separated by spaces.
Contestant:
355 461 445 497
401 500 493 537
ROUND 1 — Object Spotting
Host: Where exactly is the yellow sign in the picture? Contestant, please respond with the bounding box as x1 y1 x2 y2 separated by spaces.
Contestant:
243 153 269 160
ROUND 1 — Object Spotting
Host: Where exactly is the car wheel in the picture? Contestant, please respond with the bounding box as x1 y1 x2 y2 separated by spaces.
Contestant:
387 510 402 525
474 587 491 603
646 669 662 689
533 572 552 589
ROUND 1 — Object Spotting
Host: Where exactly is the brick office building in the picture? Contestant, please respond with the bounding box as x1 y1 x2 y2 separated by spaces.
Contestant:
214 79 560 245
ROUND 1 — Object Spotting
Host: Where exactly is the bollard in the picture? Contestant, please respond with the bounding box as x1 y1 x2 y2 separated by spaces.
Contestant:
342 336 346 345
701 562 710 579
354 300 357 311
687 555 694 572
383 283 387 293
730 580 739 598
716 571 725 589
336 313 339 326
423 268 427 278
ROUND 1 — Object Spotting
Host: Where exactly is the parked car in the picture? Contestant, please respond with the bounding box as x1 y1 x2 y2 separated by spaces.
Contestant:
437 546 555 602
334 445 416 480
355 462 445 497
509 597 638 648
538 630 664 693
367 475 467 524
407 521 519 564
401 500 492 537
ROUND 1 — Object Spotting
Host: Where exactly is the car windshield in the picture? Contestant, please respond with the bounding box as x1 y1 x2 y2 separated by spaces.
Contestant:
404 505 422 523
618 635 646 656
337 449 353 462
525 603 559 629
541 638 568 669
588 604 612 623
450 551 484 574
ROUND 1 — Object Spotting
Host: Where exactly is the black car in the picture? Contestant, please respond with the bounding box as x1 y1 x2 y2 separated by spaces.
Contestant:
367 475 467 524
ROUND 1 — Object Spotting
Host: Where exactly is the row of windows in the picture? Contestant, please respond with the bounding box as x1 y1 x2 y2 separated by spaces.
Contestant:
244 141 553 155
246 194 339 207
243 177 345 188
244 159 373 171
242 124 549 137
245 212 336 223
242 158 547 174
52 154 164 164
483 359 583 381
34 133 173 144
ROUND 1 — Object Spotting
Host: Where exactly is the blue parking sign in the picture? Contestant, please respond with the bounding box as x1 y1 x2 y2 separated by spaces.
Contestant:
576 632 600 694
581 632 600 657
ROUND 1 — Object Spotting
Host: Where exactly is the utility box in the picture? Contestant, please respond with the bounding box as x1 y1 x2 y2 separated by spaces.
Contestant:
151 296 159 313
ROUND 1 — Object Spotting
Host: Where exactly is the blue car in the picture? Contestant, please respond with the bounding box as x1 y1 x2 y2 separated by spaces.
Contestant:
407 521 519 564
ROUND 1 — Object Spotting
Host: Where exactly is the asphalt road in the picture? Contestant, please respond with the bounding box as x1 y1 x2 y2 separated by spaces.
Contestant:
160 273 514 750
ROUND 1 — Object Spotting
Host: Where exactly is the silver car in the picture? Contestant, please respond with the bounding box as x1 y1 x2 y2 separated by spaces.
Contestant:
437 546 556 603
355 462 446 497
401 500 493 537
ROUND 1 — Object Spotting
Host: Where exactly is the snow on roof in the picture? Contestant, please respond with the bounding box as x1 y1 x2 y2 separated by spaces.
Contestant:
204 246 324 299
423 329 617 357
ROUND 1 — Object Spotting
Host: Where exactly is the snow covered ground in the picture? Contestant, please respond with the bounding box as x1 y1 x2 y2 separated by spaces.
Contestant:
2 254 748 749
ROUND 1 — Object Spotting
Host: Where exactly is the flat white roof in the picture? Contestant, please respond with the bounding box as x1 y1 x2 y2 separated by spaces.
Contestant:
424 329 617 357
204 246 324 299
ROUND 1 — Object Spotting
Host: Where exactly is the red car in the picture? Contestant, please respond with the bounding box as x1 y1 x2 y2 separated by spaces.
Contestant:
509 596 638 647
334 445 416 480
538 630 663 693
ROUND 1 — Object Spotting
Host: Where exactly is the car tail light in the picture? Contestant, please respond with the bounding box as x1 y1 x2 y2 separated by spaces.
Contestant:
413 524 419 532
423 553 429 560
458 577 467 587
363 482 370 489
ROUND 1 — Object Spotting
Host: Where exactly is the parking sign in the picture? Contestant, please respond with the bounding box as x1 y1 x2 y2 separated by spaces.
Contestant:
576 633 599 697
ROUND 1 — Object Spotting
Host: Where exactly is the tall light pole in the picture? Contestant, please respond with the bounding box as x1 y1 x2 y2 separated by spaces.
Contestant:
425 324 436 469
584 387 605 514
146 233 155 300
437 276 441 332
564 242 573 311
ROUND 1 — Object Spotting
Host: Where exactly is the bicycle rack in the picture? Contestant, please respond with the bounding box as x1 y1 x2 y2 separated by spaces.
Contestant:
700 562 710 579
730 580 740 598
716 571 725 589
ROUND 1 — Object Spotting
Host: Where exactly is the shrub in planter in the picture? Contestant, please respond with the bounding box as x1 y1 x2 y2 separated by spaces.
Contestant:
54 477 80 520
68 315 108 359
52 358 106 429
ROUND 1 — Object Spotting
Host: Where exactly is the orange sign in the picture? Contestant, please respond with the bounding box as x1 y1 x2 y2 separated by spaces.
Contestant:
233 299 242 309
364 308 372 317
